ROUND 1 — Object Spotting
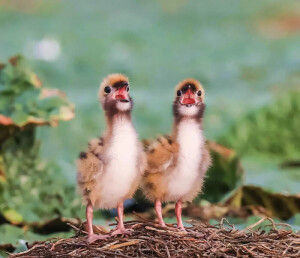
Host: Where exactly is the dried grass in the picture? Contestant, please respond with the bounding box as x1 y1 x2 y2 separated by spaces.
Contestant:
10 217 300 257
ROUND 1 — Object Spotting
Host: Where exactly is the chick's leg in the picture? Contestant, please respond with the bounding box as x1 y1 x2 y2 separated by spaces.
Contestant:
155 199 166 227
175 199 186 231
111 202 131 235
86 201 108 243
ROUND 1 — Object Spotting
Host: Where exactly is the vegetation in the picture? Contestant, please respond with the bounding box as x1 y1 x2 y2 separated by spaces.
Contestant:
220 92 300 159
0 56 79 225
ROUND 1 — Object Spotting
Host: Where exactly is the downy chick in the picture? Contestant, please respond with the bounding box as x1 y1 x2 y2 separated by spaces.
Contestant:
77 74 144 243
142 78 211 230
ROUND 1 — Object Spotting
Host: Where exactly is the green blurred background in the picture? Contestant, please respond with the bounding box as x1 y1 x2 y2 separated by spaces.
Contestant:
0 0 300 252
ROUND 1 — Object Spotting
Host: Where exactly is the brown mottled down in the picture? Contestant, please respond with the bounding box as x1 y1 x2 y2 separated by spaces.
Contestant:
76 137 104 205
143 137 211 203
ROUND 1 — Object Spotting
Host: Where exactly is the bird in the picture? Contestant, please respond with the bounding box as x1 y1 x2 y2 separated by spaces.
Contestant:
142 78 211 230
77 74 145 243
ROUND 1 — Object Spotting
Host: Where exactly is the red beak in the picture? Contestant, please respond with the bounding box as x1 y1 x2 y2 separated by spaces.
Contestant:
115 86 128 100
182 88 195 104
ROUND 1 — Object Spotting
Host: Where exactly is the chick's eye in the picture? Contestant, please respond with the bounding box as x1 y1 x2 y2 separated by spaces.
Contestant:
126 86 129 92
177 90 182 97
197 90 202 96
104 86 111 94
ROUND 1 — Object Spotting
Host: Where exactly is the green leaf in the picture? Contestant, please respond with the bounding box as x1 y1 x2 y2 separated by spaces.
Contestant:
36 96 67 111
0 56 74 127
0 224 72 245
2 209 23 224
10 111 29 126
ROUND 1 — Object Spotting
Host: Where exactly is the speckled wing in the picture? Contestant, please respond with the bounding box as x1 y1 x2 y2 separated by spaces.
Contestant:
76 137 104 202
143 135 179 174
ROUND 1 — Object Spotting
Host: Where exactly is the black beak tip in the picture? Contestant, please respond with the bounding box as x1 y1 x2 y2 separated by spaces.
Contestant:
120 99 130 103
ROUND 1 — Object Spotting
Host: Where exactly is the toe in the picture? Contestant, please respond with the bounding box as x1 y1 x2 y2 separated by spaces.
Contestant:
111 228 132 236
177 226 187 232
88 234 108 244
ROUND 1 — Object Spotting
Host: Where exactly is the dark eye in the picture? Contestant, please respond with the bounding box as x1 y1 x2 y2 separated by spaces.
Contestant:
197 90 202 96
104 86 111 94
126 86 129 92
177 90 182 97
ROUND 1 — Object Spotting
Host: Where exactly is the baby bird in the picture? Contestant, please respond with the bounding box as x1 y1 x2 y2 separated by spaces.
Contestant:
77 74 144 243
142 78 211 230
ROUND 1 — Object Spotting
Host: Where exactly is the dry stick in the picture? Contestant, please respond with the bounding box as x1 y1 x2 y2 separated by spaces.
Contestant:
10 243 45 257
145 226 166 233
108 240 140 250
66 222 82 232
50 238 67 251
98 240 119 250
219 217 235 230
67 247 83 256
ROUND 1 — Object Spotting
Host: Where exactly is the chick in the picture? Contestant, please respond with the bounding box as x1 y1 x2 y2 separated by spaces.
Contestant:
142 78 211 230
77 74 144 243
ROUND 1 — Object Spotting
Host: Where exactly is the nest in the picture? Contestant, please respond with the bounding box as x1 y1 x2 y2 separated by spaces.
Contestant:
11 218 300 257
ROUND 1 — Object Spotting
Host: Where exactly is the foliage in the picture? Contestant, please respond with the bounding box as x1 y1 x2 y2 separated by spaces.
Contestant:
0 56 81 224
0 56 74 128
220 92 300 158
0 134 82 223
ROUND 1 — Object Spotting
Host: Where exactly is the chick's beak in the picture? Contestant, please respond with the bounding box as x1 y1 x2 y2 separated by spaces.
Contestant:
115 86 129 101
181 88 196 105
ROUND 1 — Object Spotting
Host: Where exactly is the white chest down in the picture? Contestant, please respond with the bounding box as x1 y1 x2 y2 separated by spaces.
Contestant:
167 120 204 200
97 118 139 208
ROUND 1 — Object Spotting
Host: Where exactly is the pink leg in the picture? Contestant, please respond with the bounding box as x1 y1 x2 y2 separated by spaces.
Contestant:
175 200 186 231
111 202 132 235
155 199 166 227
86 201 108 243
